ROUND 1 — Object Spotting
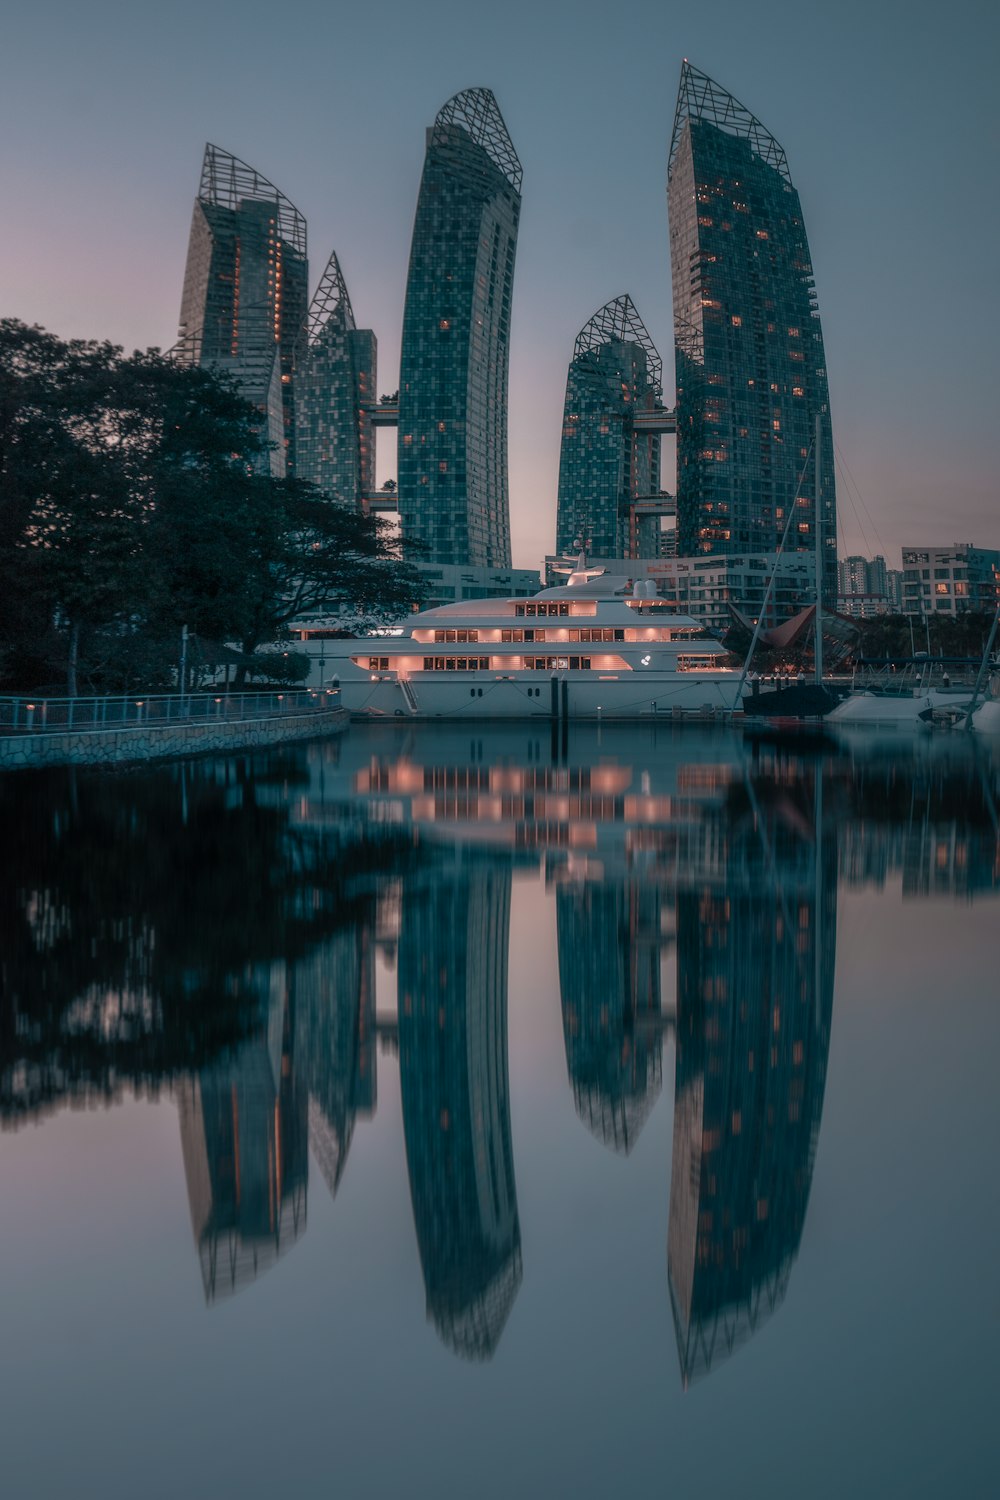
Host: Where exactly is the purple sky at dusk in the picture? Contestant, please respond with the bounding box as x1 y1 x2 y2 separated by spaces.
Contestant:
2 0 996 572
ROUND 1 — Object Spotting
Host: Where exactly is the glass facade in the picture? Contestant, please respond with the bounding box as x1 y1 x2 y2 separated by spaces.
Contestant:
668 64 836 602
295 251 376 505
398 89 521 568
177 144 309 478
555 296 663 561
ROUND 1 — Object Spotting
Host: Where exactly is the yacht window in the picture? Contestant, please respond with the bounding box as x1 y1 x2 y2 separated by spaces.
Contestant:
519 602 569 618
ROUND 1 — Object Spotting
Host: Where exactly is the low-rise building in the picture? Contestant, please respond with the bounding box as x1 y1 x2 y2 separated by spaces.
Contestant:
900 544 1000 615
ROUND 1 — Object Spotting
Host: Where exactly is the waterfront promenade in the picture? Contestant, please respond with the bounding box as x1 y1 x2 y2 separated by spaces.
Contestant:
0 688 346 770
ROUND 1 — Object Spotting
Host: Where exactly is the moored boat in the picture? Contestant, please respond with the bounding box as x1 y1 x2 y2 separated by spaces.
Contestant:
297 560 745 720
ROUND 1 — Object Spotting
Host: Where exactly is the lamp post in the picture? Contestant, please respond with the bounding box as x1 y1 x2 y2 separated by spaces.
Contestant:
179 624 189 711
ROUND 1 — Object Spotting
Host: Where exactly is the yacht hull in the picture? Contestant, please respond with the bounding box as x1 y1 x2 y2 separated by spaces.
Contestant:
338 671 743 720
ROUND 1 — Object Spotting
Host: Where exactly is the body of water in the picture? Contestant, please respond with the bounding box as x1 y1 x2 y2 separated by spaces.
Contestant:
1 724 996 1497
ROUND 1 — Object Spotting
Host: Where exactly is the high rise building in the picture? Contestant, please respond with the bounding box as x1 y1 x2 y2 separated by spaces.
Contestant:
838 554 892 617
177 144 309 477
555 296 665 561
398 89 522 568
295 251 377 505
668 63 836 602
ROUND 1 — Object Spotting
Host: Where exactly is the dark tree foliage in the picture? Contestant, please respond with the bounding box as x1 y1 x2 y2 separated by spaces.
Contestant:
852 611 996 661
0 321 425 692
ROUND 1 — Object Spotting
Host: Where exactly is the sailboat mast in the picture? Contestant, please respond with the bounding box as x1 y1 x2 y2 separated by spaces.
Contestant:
814 410 824 686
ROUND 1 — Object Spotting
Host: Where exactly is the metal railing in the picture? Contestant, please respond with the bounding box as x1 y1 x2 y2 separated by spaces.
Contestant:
0 688 341 735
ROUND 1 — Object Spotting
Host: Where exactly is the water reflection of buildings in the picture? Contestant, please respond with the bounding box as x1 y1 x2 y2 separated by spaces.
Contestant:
178 926 380 1303
557 883 666 1153
667 771 836 1386
837 744 1000 899
397 857 522 1359
178 967 309 1303
11 734 1000 1369
296 929 377 1199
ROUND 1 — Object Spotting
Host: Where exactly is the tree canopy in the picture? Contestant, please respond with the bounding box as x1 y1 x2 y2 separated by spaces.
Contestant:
0 320 424 692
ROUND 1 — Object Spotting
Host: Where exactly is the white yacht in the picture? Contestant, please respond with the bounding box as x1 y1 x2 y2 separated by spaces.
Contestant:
301 561 744 720
970 675 1000 733
825 678 979 732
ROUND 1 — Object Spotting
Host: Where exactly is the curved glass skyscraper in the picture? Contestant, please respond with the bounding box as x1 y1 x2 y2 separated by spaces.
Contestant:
295 251 376 505
177 144 309 478
668 63 836 601
398 89 522 567
555 295 664 561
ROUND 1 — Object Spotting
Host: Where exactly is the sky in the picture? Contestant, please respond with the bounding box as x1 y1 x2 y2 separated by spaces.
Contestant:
2 0 997 572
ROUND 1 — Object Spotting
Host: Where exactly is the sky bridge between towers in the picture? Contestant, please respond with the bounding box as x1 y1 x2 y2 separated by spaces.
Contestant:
357 397 675 539
364 399 672 433
634 407 677 434
366 402 399 427
362 490 401 513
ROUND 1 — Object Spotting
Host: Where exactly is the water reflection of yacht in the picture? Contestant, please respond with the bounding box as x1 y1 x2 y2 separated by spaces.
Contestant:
326 721 749 862
305 559 744 719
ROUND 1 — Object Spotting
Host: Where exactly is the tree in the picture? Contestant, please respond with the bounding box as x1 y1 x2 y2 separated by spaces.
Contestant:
0 322 130 688
0 322 254 690
225 480 425 662
1 321 425 692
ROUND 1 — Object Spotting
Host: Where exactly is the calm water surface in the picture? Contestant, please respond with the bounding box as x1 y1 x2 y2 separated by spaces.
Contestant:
1 725 996 1498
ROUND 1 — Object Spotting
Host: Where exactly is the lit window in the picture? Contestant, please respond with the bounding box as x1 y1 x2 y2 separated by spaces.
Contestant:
731 315 742 327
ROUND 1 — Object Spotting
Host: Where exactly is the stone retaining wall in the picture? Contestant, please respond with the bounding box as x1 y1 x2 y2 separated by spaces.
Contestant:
0 709 347 771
